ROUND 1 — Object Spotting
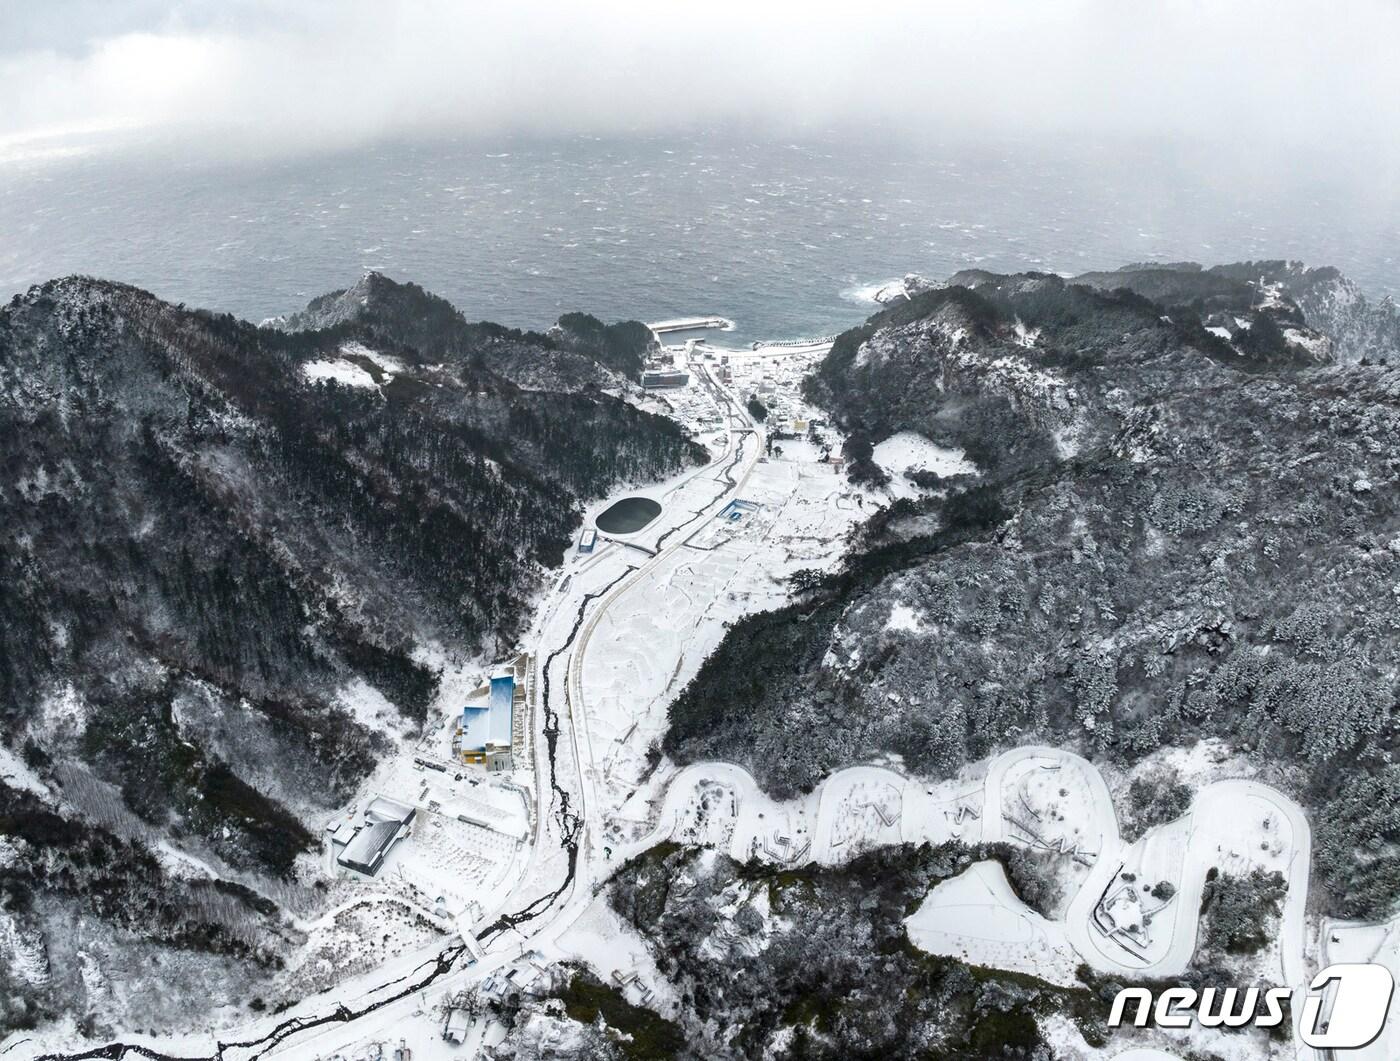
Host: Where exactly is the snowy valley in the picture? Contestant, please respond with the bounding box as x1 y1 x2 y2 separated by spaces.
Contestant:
5 261 1400 1061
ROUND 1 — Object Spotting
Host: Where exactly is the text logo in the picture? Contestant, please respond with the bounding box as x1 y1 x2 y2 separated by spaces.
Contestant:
1299 963 1394 1050
1108 963 1394 1050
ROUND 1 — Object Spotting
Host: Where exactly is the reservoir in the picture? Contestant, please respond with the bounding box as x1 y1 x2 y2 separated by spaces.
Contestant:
596 496 662 534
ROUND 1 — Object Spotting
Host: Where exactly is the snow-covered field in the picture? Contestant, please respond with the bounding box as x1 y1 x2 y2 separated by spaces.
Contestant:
556 896 676 1015
985 748 1112 914
301 357 378 389
0 739 49 796
579 455 864 832
300 341 407 391
872 430 978 499
906 860 1080 986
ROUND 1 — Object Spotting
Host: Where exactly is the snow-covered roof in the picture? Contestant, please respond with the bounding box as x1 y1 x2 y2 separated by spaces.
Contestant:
337 819 403 876
488 675 514 745
462 675 513 750
444 1010 470 1041
365 795 416 825
461 703 492 750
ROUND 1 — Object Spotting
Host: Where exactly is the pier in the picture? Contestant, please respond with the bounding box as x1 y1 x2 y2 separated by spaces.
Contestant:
647 315 734 335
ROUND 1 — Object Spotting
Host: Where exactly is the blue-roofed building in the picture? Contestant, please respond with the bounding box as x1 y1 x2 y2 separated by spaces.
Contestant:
456 659 522 772
460 703 492 754
488 675 514 744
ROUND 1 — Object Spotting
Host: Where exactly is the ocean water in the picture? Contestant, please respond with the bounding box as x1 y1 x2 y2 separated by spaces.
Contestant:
3 132 1396 346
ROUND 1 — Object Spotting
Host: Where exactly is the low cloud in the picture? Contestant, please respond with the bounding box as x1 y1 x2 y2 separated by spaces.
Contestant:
4 0 1399 175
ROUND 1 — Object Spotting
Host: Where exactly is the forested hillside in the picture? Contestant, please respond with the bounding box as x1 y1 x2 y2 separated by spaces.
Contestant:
0 275 702 1032
499 841 1121 1059
275 271 655 388
666 263 1400 920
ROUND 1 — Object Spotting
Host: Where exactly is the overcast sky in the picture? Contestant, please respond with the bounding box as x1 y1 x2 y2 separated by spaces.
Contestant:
3 0 1399 172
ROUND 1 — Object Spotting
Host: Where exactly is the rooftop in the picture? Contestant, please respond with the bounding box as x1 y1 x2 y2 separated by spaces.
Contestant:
462 673 514 751
338 818 403 876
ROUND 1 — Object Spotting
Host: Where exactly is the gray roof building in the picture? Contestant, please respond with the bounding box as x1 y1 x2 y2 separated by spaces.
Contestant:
335 795 417 876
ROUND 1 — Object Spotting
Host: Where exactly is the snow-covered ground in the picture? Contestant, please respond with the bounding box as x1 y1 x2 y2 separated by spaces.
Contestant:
872 430 977 499
5 322 1329 1061
0 739 50 796
906 860 1080 986
615 759 984 870
555 896 676 1015
300 341 407 391
578 455 864 832
985 748 1115 915
607 743 1319 1056
301 357 377 389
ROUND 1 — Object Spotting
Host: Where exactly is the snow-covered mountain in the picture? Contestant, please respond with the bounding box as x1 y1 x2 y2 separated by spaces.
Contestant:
0 274 702 1033
272 271 652 390
669 261 1399 896
877 259 1400 365
611 261 1400 1059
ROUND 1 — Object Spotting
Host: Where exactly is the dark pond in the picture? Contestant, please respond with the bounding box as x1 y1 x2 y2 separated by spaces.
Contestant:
596 496 662 534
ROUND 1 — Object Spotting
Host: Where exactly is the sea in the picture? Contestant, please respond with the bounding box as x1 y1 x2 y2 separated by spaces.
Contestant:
3 130 1397 348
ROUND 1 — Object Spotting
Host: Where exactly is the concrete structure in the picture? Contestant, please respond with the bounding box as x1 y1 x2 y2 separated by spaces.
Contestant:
577 527 597 554
647 315 733 335
642 369 690 389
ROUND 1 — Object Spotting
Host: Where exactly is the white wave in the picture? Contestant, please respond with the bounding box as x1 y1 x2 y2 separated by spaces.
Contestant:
840 277 906 305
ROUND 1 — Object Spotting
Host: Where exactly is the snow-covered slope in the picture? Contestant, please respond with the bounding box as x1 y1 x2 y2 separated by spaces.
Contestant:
0 273 703 1036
